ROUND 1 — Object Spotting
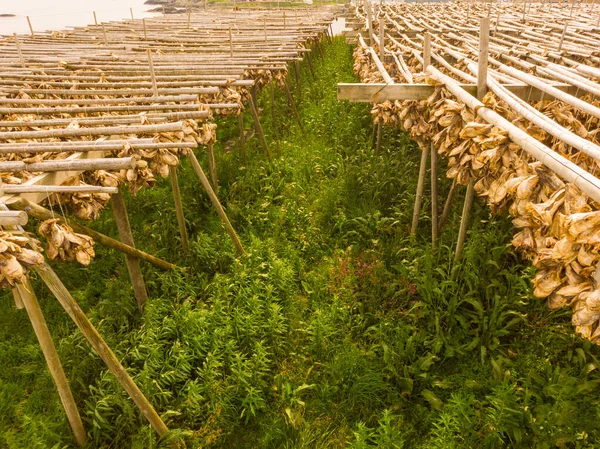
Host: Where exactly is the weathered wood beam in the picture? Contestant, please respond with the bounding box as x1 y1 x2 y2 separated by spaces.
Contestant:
337 83 586 102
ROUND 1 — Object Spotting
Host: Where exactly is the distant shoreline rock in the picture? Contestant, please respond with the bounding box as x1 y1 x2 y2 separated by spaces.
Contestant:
144 0 174 5
0 14 16 17
148 6 186 13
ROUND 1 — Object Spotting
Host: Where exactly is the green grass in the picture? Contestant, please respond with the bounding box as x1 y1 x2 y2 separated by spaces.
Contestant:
2 37 600 448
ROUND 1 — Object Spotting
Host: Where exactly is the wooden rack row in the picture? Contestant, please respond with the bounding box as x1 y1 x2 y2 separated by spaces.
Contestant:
339 1 600 345
0 4 339 446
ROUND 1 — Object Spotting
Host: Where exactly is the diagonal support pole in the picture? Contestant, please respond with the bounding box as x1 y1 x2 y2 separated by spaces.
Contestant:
187 151 245 254
112 190 148 311
170 167 189 251
35 262 169 438
19 279 87 447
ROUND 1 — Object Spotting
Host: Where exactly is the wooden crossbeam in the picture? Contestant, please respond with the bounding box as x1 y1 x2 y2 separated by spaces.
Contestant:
337 83 584 103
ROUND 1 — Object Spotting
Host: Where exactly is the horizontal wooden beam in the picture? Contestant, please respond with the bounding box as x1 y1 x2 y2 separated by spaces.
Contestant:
338 83 584 103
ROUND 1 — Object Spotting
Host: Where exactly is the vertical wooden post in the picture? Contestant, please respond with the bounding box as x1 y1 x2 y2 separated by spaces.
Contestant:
186 152 245 254
204 0 207 10
294 61 301 98
270 80 277 133
102 23 108 45
411 145 430 236
111 191 148 311
27 16 34 36
207 144 218 191
162 5 167 19
423 32 431 70
430 142 438 247
366 0 374 45
93 11 98 26
558 22 568 52
143 18 147 40
477 17 490 101
169 167 189 251
147 49 158 97
251 85 258 114
229 27 233 57
248 96 271 159
283 79 304 133
238 113 246 162
438 178 457 231
455 17 489 261
34 262 169 438
454 180 475 261
13 34 25 68
305 51 316 79
130 7 134 23
379 17 385 62
375 122 383 155
570 0 576 17
493 11 500 36
187 8 191 28
18 280 87 447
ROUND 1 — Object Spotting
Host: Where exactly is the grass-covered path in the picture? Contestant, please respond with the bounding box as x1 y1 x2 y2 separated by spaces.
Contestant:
2 37 600 449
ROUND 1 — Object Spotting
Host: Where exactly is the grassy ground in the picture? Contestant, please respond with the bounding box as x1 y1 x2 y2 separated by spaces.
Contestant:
2 37 600 449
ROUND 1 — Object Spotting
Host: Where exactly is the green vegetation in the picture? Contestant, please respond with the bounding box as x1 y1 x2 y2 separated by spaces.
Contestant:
2 37 600 448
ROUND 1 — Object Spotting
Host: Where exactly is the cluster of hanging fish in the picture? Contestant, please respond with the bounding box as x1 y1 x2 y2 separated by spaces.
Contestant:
38 219 95 266
355 52 600 344
0 232 44 287
244 68 289 91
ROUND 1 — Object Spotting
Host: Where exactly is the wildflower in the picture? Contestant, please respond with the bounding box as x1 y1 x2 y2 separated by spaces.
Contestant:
407 284 417 295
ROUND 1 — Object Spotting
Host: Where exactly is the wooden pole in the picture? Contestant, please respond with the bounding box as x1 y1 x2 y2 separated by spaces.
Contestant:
186 151 245 254
493 11 500 36
283 79 305 133
207 143 218 191
270 81 277 134
454 18 489 261
143 18 147 40
130 7 134 23
423 32 431 70
248 96 271 159
478 17 490 101
430 142 438 248
10 198 178 271
294 61 302 98
558 22 569 52
306 51 316 80
439 178 457 231
111 191 148 311
411 145 430 236
147 49 158 97
170 167 189 251
102 23 108 46
19 280 87 447
238 113 246 162
454 181 475 261
379 17 385 62
162 5 166 19
13 34 25 68
93 11 98 26
367 0 374 46
34 262 169 438
187 8 191 29
375 122 383 155
27 16 34 36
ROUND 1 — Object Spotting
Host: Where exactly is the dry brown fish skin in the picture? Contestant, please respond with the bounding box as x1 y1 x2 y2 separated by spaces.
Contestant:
38 219 95 266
